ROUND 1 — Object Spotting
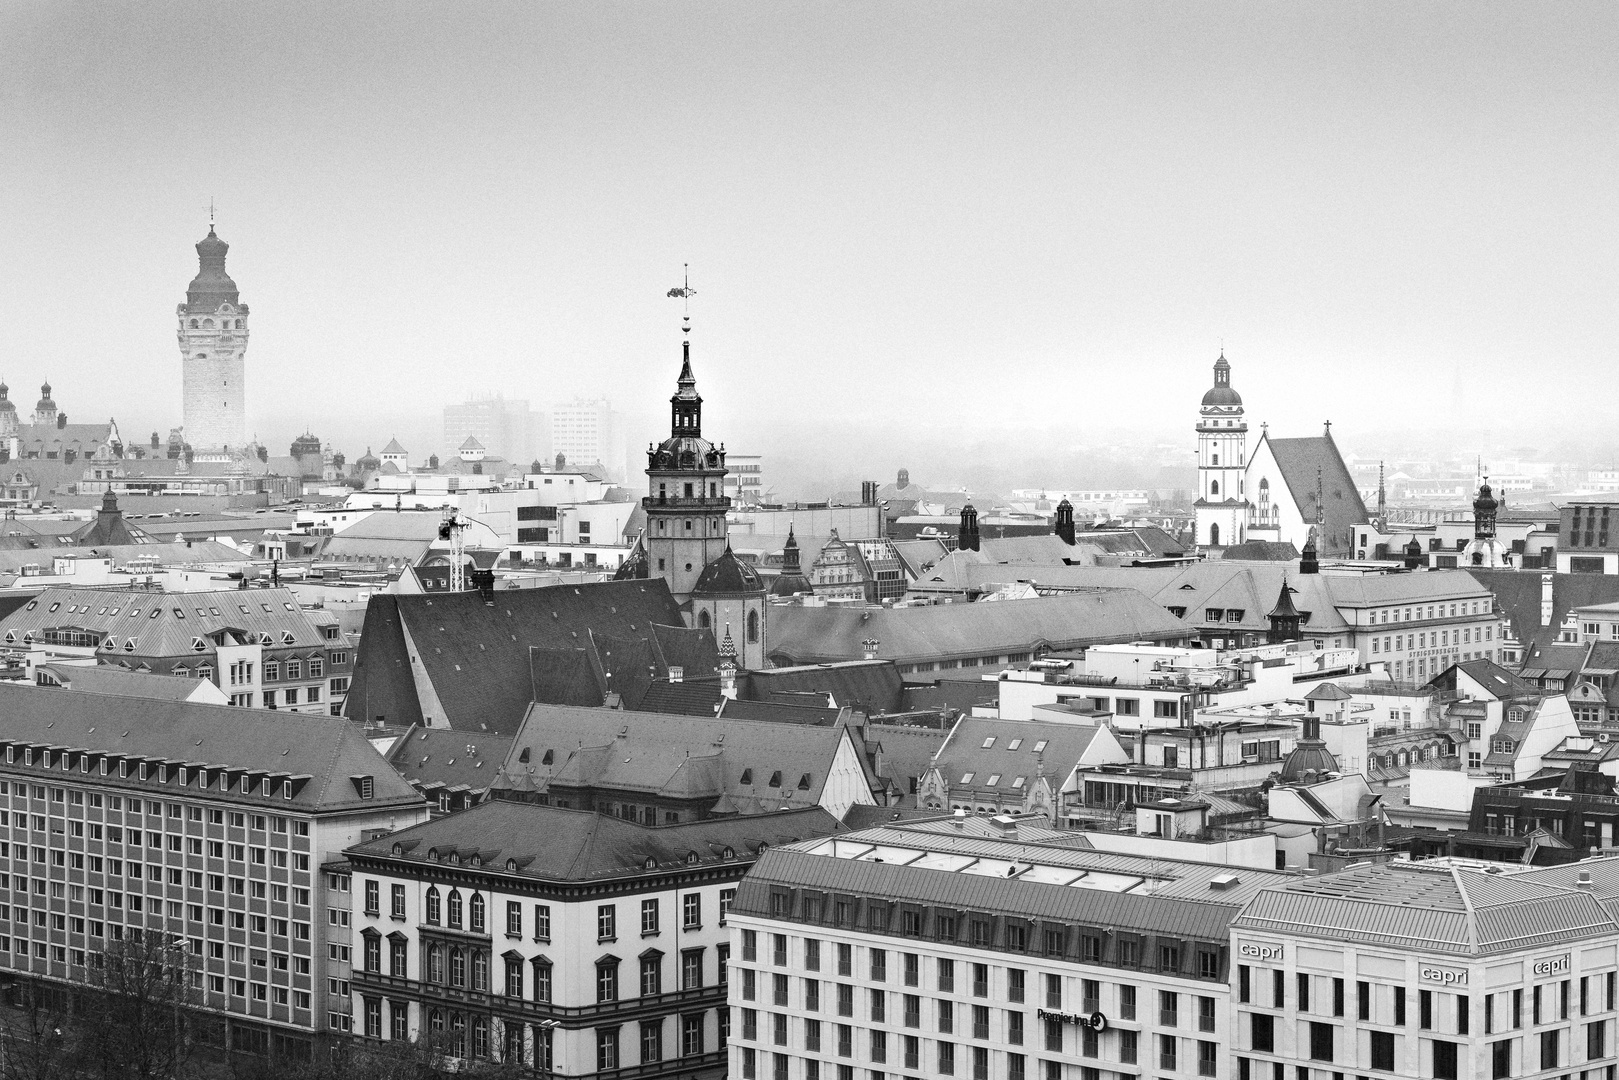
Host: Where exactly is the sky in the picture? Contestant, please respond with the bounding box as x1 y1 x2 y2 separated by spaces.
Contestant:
2 2 1617 492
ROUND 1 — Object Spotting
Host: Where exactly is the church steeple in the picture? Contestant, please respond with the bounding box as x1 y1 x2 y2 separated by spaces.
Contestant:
1267 576 1302 643
670 338 703 437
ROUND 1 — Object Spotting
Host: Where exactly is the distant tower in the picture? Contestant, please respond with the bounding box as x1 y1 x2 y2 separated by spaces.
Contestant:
1194 352 1249 547
643 315 730 604
1054 498 1076 545
177 223 248 452
958 503 981 552
32 382 57 427
1462 479 1511 568
1266 577 1302 644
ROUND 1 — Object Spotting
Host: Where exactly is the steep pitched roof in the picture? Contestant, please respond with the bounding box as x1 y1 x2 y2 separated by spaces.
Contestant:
0 683 422 814
343 579 691 734
37 663 214 701
1470 570 1619 657
741 661 906 715
1427 658 1541 699
1263 432 1370 557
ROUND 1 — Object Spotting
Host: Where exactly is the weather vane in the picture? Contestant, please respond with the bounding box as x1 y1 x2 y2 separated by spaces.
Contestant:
667 264 695 332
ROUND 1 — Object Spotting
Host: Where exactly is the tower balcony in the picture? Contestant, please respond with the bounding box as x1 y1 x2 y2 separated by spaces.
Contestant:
642 494 732 510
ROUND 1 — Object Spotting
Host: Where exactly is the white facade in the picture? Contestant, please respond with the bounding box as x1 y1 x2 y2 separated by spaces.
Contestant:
1193 355 1249 548
550 398 625 483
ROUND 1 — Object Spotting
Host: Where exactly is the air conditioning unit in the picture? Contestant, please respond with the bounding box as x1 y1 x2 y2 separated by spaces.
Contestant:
1601 733 1611 744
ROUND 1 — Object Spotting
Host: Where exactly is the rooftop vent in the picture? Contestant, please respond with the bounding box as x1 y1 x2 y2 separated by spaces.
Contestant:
1577 869 1596 891
1209 873 1240 891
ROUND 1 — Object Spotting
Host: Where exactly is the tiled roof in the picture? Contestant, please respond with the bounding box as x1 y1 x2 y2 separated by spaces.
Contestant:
1428 658 1541 699
1473 569 1619 657
1234 861 1617 956
930 716 1109 793
0 586 328 659
385 725 514 795
496 704 879 814
0 683 423 814
347 800 843 883
767 589 1187 666
1262 432 1370 557
343 579 691 734
742 661 905 715
0 540 248 576
37 663 212 701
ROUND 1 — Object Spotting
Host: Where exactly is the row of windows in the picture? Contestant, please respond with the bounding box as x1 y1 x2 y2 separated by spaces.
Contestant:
745 911 1223 979
359 1004 719 1071
0 754 309 804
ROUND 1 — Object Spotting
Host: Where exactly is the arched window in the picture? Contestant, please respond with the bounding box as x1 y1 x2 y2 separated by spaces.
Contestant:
472 1016 489 1058
1210 523 1220 546
447 889 463 928
188 319 198 329
469 892 485 932
450 947 466 988
1210 480 1219 496
449 1012 465 1058
698 609 711 629
425 887 440 925
471 949 488 992
429 1008 444 1032
747 609 759 644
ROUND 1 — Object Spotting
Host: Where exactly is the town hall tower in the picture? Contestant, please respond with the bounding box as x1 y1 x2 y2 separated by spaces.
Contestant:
177 224 248 453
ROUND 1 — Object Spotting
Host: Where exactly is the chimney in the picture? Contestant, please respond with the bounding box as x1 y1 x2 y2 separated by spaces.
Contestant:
1577 868 1595 891
668 665 684 684
862 481 878 506
1541 573 1556 627
861 638 880 661
951 809 967 830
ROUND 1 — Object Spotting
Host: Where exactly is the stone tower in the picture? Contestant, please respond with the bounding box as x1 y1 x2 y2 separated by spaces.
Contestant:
1194 351 1249 547
177 225 248 452
642 318 730 605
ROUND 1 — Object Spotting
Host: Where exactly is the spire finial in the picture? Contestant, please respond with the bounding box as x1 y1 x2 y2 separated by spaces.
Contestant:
667 264 695 335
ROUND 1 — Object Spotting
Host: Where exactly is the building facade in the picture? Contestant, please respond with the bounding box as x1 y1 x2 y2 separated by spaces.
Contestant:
0 684 426 1059
1194 352 1251 549
178 226 248 453
344 801 841 1078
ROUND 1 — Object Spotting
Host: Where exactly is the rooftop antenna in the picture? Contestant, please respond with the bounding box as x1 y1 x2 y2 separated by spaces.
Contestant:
208 197 216 228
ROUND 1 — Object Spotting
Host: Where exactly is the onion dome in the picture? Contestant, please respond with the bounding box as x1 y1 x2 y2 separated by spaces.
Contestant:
692 546 763 596
355 447 380 470
184 226 241 313
1473 482 1499 517
1278 736 1338 784
0 381 14 414
35 381 54 412
1200 352 1243 408
290 431 322 457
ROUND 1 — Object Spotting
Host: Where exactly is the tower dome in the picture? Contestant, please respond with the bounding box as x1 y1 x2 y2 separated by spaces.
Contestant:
692 546 763 596
185 226 240 312
1200 353 1243 409
36 382 53 411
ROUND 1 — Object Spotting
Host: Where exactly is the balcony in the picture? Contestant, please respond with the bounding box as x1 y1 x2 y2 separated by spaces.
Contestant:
641 495 732 510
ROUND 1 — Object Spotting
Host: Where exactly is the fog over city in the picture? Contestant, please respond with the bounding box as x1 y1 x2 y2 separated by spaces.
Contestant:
4 4 1619 497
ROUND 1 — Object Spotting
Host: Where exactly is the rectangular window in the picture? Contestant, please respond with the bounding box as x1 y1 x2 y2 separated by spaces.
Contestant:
598 905 616 941
1308 1021 1333 1062
641 898 658 936
683 893 701 928
1370 1031 1394 1071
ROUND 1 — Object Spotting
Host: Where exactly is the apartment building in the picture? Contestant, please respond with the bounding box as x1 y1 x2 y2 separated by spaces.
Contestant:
0 683 426 1059
343 800 841 1078
728 815 1293 1080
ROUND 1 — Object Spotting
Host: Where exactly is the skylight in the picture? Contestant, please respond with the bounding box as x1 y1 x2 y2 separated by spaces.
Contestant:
1007 739 1023 751
1033 741 1048 753
981 737 995 749
960 772 975 783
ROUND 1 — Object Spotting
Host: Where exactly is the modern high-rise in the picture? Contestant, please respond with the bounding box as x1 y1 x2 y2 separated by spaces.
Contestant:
442 395 542 468
177 225 248 453
550 398 625 482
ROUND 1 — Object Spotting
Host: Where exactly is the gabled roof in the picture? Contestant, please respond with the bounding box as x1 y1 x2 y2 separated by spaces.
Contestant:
741 661 905 715
1261 431 1369 557
496 704 879 814
0 683 422 814
381 438 407 455
1233 860 1617 956
343 579 691 734
1427 658 1541 700
1472 569 1619 657
347 799 842 883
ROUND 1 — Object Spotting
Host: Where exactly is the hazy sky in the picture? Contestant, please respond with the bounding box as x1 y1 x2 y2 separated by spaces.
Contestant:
3 3 1617 480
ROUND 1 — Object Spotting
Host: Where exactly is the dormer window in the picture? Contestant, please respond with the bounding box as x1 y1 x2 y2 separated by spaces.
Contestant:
768 771 782 788
740 768 753 785
191 637 205 652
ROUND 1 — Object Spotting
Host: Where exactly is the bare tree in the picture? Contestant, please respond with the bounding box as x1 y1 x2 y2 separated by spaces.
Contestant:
76 933 202 1080
0 983 77 1080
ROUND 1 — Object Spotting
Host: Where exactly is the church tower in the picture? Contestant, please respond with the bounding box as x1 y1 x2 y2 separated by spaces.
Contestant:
1193 352 1249 547
643 316 730 605
177 223 248 453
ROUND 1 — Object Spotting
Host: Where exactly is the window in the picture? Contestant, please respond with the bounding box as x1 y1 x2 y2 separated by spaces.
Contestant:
1251 1013 1274 1052
683 893 701 928
597 959 619 1003
642 899 659 936
364 880 379 915
1308 1021 1333 1062
598 905 616 941
1370 1031 1394 1071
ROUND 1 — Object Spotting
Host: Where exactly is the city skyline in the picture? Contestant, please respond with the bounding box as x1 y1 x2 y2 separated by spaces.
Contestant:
5 3 1619 476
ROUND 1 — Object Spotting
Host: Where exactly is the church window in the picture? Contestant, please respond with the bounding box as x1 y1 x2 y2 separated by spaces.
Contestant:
685 520 693 533
1210 481 1219 496
698 610 710 629
1210 524 1220 546
684 483 693 498
1212 454 1219 466
747 610 759 644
